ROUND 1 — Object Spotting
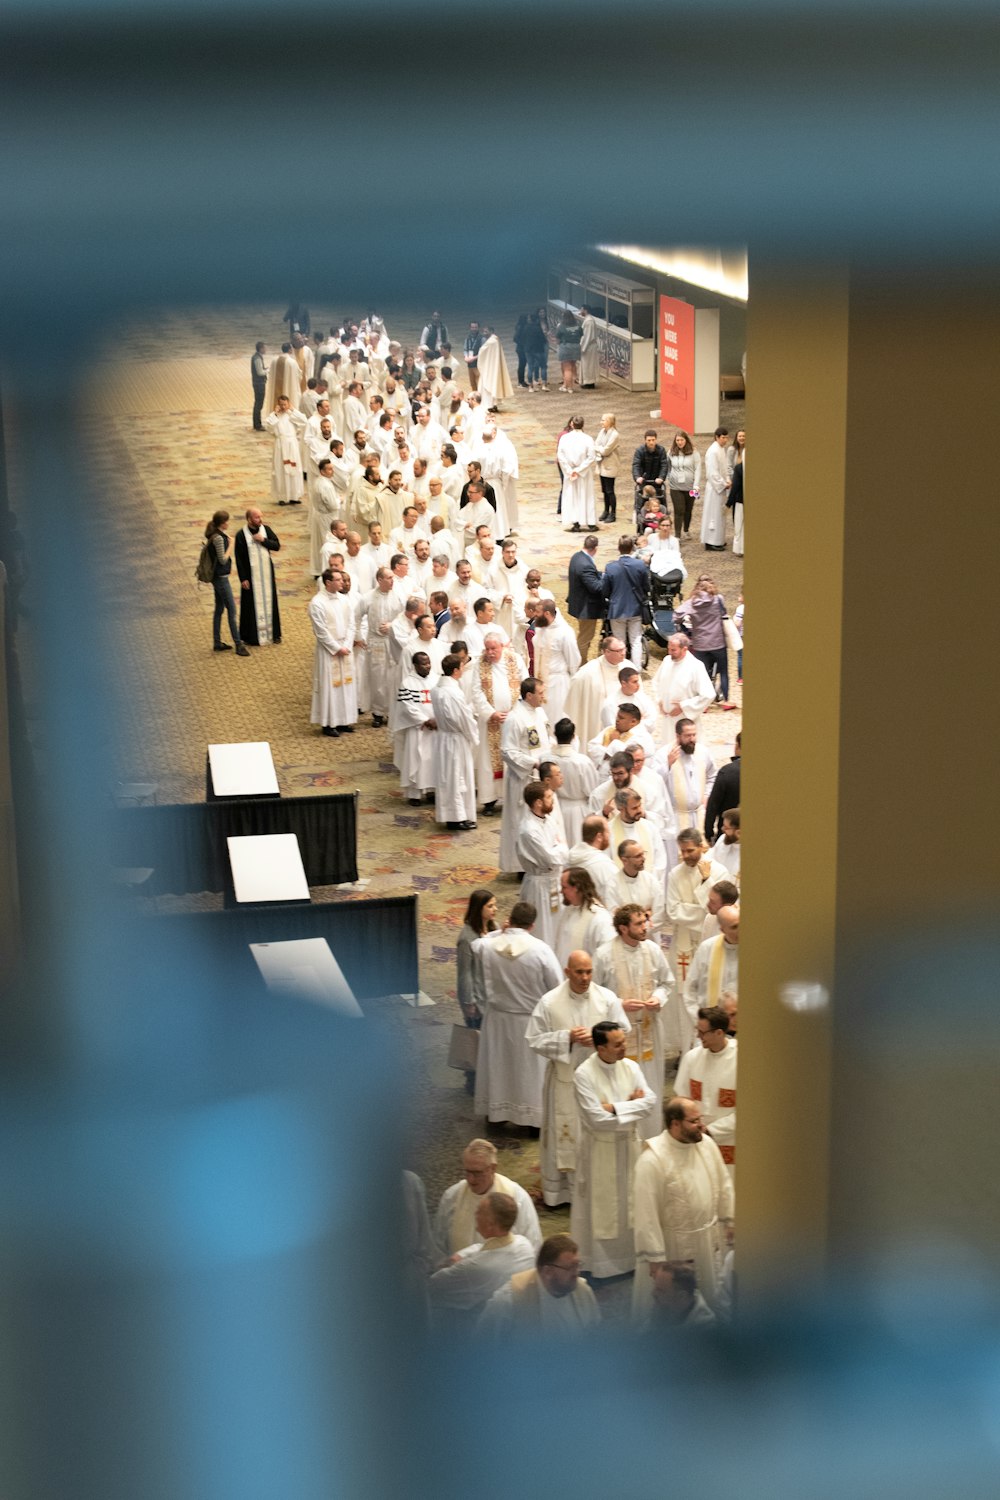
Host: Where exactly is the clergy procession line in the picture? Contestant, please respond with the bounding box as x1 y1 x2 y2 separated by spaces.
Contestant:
219 305 744 1331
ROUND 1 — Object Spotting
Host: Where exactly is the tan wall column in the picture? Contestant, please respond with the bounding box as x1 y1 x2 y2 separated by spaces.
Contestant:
738 264 848 1294
739 266 1000 1297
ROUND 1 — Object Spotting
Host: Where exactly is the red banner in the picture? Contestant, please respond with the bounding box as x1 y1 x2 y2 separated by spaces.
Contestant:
659 295 694 430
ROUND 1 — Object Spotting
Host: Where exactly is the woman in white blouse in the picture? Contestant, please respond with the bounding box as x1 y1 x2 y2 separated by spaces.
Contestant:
666 431 703 540
639 515 687 582
594 412 620 523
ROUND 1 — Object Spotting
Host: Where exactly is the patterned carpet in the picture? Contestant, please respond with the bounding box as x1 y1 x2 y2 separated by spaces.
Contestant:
78 302 745 1270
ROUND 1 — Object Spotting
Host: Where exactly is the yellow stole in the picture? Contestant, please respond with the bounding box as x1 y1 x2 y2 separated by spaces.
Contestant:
671 751 706 817
479 652 523 776
608 941 657 1063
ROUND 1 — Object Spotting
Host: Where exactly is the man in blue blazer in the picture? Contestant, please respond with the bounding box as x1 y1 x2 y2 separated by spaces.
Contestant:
601 534 650 669
567 534 605 660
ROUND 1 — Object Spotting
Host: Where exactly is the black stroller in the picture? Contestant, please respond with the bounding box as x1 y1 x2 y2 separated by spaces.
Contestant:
644 554 685 650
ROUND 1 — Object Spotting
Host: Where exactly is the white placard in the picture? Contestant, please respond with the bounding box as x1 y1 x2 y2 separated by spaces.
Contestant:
250 939 362 1017
208 741 279 798
227 833 309 904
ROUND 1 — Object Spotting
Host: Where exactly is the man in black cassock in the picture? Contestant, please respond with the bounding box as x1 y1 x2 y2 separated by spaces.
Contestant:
234 506 282 645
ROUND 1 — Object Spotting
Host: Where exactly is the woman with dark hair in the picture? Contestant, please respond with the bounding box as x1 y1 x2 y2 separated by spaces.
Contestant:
522 313 548 391
666 431 703 540
556 309 583 393
400 351 421 393
677 575 733 708
455 888 499 1092
727 433 745 556
205 510 249 656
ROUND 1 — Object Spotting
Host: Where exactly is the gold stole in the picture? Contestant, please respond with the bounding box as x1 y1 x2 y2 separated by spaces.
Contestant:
707 935 726 1005
609 941 657 1063
671 752 706 817
479 653 522 776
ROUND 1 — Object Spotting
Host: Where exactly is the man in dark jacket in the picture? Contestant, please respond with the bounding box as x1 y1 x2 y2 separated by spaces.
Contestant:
567 534 605 660
704 732 741 841
631 429 670 528
602 535 650 668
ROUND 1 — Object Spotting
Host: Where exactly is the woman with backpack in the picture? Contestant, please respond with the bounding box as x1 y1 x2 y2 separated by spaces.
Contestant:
203 510 249 656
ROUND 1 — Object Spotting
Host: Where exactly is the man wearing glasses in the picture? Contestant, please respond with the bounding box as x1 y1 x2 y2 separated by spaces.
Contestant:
477 1234 600 1335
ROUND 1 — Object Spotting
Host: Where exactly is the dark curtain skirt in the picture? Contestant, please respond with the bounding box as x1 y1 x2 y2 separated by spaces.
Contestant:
110 793 359 895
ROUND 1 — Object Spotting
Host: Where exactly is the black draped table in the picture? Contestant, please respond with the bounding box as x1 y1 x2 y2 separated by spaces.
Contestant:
109 792 358 896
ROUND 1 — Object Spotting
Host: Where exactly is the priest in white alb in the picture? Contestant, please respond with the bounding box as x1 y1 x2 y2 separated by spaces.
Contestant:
515 782 569 952
473 902 563 1128
499 677 551 873
665 830 732 997
686 906 740 1010
550 718 601 847
525 951 630 1207
429 654 479 830
557 415 598 532
434 1138 543 1258
394 651 438 805
552 868 615 970
564 636 629 748
655 718 717 835
265 395 307 505
594 903 675 1138
428 1192 536 1330
632 1096 734 1319
675 1006 737 1181
476 326 514 412
571 1021 655 1278
308 569 358 735
471 634 527 816
531 600 581 727
651 633 715 742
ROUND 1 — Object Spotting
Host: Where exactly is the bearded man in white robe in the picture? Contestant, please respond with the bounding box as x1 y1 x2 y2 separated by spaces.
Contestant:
476 327 514 412
310 459 344 576
594 904 675 1138
572 1021 655 1277
473 902 563 1128
308 569 358 735
655 717 717 834
264 395 307 504
499 677 552 873
531 600 581 728
609 839 666 932
526 951 630 1207
471 634 526 816
564 636 629 748
557 415 597 531
515 782 569 952
430 654 479 829
632 1096 734 1319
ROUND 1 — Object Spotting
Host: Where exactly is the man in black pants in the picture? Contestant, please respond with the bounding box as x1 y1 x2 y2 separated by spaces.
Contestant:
251 341 269 431
631 429 670 529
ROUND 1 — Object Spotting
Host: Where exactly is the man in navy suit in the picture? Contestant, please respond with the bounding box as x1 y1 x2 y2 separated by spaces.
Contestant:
567 534 605 661
602 535 651 669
